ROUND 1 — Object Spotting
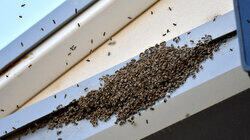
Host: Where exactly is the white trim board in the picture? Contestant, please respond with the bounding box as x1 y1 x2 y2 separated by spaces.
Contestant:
0 0 158 118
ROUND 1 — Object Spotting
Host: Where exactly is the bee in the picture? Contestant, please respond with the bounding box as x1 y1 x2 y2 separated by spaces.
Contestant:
57 131 62 135
164 99 167 103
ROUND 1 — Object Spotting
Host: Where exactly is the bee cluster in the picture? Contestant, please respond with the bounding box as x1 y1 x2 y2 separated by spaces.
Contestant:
7 33 235 138
46 34 228 129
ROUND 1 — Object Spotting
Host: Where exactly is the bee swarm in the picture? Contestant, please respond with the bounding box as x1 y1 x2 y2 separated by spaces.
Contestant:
6 33 235 138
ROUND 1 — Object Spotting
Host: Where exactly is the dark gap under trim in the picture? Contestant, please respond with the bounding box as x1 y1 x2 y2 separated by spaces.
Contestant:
143 88 250 140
